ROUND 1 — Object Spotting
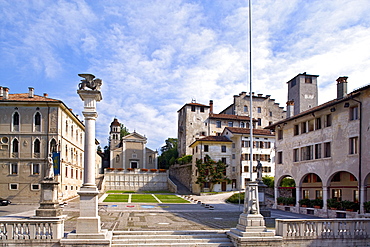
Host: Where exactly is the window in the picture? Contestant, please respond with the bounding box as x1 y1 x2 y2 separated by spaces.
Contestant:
277 151 283 164
204 145 209 152
325 114 332 127
71 168 74 178
305 76 312 84
308 119 314 132
9 183 18 190
332 189 342 201
191 105 195 112
257 118 261 126
294 125 299 135
32 163 40 175
315 144 321 159
257 107 261 113
65 166 68 177
13 112 20 131
216 121 221 128
34 139 40 153
221 157 227 164
350 106 359 120
349 137 358 154
240 122 245 128
31 184 40 190
293 148 299 162
301 146 313 161
277 129 283 140
131 162 138 168
315 190 323 199
269 111 272 117
10 163 18 175
232 154 235 159
264 142 271 148
303 190 309 199
50 139 57 153
66 121 68 133
244 106 248 112
12 139 19 153
332 173 341 182
228 121 233 127
200 106 204 112
34 112 41 131
301 122 307 133
324 142 331 158
221 145 226 153
315 117 321 130
244 166 249 172
76 169 79 179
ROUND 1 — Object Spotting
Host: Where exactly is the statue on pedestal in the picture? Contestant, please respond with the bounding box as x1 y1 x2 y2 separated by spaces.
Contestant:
78 74 102 91
45 154 54 180
256 160 262 181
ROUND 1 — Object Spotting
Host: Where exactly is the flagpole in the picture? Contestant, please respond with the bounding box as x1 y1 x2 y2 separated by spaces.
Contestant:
248 0 253 181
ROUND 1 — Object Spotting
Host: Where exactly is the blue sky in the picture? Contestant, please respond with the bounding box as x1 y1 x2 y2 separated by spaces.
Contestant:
1 0 370 151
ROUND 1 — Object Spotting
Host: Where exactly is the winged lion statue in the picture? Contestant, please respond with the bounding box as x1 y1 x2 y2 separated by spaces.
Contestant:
78 74 102 91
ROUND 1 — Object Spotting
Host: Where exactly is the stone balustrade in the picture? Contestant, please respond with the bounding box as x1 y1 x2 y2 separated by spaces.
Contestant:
276 218 370 239
0 218 64 240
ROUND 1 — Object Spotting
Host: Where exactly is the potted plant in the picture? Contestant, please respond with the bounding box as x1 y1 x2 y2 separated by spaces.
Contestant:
285 197 296 206
141 168 148 172
277 197 285 205
127 168 134 171
150 169 158 172
364 201 370 213
312 199 323 209
159 169 166 173
327 198 340 210
299 198 312 208
340 200 358 212
117 168 124 171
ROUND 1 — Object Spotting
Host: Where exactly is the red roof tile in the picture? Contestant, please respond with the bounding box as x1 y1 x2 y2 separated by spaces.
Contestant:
209 113 256 121
1 93 59 102
224 127 274 136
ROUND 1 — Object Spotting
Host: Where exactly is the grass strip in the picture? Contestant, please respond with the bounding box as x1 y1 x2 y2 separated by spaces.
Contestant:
131 194 158 203
103 194 129 202
155 194 190 203
106 190 136 193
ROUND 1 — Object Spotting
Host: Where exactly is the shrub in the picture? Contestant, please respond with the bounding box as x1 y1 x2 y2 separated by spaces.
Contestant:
262 175 274 188
227 192 245 204
312 199 323 207
327 198 341 209
364 201 370 213
277 197 285 204
340 200 359 211
299 198 312 207
177 155 192 164
285 197 296 205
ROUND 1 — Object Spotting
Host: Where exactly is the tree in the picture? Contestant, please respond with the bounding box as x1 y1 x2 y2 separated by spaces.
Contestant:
120 123 130 139
262 175 274 188
158 138 178 169
195 155 230 192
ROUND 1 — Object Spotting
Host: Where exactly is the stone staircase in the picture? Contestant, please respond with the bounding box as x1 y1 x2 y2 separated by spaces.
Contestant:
169 175 192 195
111 230 234 246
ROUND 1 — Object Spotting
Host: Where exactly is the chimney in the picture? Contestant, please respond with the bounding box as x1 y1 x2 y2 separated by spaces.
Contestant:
209 100 213 114
286 100 294 118
257 93 263 97
28 87 34 98
336 76 348 99
3 87 9 100
43 93 48 97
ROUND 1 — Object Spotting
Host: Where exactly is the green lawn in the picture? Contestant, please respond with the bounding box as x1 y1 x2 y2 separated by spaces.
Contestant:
104 194 129 202
131 194 158 203
155 194 190 203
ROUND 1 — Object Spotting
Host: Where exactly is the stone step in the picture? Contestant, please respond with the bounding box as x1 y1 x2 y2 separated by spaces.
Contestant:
111 230 234 247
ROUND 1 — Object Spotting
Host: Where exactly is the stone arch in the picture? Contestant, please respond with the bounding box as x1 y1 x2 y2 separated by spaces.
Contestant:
275 174 297 204
327 171 358 202
299 173 323 200
364 173 370 205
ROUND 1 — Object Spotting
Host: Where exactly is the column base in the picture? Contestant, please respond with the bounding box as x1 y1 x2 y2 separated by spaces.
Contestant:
61 229 112 246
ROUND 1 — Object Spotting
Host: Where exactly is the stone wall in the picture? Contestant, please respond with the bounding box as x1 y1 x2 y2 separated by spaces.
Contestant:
169 163 192 192
104 169 168 191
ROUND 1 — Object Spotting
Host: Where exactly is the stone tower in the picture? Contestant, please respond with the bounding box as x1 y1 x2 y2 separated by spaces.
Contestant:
287 72 318 115
110 118 121 148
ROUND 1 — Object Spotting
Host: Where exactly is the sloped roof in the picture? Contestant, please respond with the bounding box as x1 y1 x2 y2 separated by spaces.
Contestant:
209 113 256 121
1 93 59 102
111 118 120 126
224 127 275 136
265 84 370 129
189 135 232 147
177 102 209 112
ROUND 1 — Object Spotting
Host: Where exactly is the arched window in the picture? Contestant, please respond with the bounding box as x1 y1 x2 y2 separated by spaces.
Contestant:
50 139 57 153
240 122 245 128
12 139 19 153
34 112 41 131
116 154 120 162
34 139 40 153
12 112 20 131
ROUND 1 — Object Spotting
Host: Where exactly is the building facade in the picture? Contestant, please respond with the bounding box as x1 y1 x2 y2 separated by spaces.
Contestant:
109 118 158 170
0 87 85 203
268 76 370 213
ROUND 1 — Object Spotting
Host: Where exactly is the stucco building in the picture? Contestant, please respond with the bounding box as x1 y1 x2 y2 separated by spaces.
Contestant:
109 118 158 170
0 86 86 203
267 75 370 213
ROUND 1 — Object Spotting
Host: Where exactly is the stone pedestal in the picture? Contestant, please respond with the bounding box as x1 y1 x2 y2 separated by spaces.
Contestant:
228 181 282 246
35 180 62 217
258 181 271 217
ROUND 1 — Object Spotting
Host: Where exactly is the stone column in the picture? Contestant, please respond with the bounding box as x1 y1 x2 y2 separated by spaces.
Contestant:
63 75 110 246
360 185 366 214
323 186 328 210
143 142 146 168
296 185 301 212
